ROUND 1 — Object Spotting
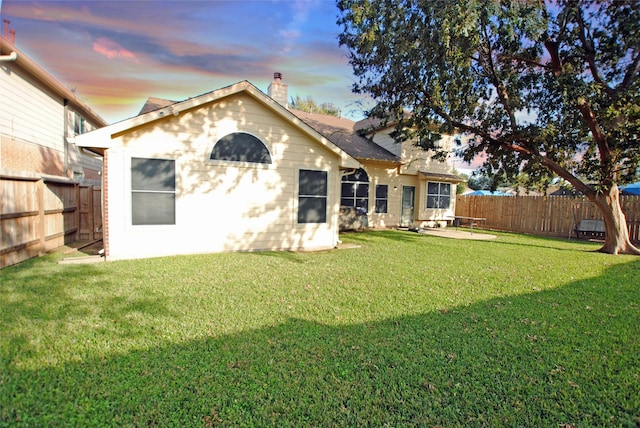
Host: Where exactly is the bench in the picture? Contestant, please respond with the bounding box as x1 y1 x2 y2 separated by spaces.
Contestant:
574 219 605 239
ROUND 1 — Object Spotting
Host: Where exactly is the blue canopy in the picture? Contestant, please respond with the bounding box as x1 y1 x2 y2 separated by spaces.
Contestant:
620 182 640 196
467 190 512 196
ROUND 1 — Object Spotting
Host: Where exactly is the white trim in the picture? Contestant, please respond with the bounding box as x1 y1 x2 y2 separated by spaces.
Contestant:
206 130 275 169
126 155 178 230
294 167 330 227
76 81 360 169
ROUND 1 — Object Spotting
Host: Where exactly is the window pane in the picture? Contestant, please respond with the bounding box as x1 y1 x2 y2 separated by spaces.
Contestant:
427 195 438 209
210 132 271 164
427 182 439 195
376 185 388 199
439 196 451 209
132 158 175 191
342 168 369 183
341 198 355 207
355 198 368 212
440 183 451 196
355 183 369 198
375 200 387 214
298 197 327 223
299 170 327 196
341 182 355 198
132 193 175 225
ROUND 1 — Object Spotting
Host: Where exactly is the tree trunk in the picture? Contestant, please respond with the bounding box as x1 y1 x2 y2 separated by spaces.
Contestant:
588 186 640 255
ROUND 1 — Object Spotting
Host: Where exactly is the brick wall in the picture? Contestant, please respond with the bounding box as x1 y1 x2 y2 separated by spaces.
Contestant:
1 137 67 177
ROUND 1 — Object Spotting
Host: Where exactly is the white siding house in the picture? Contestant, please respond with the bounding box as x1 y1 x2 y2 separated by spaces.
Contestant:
293 110 464 229
0 36 106 182
76 81 360 260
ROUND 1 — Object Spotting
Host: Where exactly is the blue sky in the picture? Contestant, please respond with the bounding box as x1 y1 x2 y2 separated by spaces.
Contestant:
1 0 372 123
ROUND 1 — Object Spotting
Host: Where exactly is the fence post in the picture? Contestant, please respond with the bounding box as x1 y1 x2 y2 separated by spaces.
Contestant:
74 183 80 242
37 179 45 256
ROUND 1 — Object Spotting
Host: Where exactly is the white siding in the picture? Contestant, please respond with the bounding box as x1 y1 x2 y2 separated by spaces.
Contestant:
105 92 342 260
0 60 103 179
0 62 63 151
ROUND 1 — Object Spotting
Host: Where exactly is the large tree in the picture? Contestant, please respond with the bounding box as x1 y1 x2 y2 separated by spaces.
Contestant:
337 0 640 254
291 95 342 117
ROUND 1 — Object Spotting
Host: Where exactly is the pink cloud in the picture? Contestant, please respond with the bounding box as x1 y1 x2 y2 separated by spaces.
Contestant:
92 38 138 62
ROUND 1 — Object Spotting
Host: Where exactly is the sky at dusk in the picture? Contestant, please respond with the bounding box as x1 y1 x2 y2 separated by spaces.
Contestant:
1 0 374 124
0 0 477 173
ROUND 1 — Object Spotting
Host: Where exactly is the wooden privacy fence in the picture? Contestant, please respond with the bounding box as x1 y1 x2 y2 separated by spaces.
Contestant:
455 195 640 242
0 175 102 268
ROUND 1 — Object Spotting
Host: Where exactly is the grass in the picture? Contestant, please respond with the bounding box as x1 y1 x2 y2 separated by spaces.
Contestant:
1 230 639 427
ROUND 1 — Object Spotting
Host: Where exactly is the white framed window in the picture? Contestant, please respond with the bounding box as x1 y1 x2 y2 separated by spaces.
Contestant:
131 157 176 225
298 169 327 224
341 168 369 213
426 182 451 209
375 184 388 213
73 113 85 135
210 132 272 164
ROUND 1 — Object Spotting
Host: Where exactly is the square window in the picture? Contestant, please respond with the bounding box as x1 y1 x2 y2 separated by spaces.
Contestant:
298 170 327 223
131 158 176 225
426 182 451 209
375 184 388 213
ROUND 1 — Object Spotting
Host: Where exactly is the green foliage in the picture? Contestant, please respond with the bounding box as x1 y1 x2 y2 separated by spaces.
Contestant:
2 232 639 426
337 0 640 192
290 95 341 117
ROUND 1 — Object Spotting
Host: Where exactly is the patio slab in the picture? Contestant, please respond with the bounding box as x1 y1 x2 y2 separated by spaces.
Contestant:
417 228 497 240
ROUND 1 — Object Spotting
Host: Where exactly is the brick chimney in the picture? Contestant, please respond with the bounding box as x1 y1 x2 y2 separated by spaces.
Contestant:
267 72 288 108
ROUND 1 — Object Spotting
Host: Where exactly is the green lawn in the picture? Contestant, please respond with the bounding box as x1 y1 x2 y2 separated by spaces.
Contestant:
1 230 639 427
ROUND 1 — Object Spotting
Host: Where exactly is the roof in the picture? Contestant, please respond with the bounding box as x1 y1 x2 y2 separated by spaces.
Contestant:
75 81 360 169
1 36 107 128
131 97 401 165
291 109 400 164
138 97 178 115
419 171 466 183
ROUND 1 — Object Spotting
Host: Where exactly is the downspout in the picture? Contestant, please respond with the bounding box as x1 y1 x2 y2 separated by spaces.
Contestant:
63 99 69 177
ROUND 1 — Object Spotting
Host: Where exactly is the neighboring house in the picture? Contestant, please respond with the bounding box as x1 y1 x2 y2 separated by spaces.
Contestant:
76 79 360 260
0 35 106 182
76 73 463 261
292 107 464 229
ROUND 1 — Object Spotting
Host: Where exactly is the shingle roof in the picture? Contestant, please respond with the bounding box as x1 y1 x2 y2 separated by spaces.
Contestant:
138 97 178 115
291 109 400 164
419 171 466 183
135 96 400 164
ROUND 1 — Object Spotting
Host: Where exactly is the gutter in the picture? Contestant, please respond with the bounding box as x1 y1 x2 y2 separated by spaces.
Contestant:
0 50 17 61
1 37 107 128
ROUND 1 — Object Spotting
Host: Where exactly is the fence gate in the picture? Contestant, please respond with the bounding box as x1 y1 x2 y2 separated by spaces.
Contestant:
78 186 103 241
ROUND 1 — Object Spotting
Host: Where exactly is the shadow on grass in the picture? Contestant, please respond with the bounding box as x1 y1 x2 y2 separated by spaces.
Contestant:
2 260 639 427
341 229 427 244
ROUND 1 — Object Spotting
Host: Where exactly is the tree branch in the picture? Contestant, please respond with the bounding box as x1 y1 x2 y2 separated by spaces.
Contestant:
617 50 640 94
575 5 615 97
478 26 519 134
577 97 611 164
497 54 549 70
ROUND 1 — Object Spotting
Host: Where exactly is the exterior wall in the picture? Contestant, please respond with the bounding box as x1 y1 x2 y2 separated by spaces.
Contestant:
365 131 458 227
370 130 455 175
359 162 418 228
104 92 342 260
416 180 457 225
0 59 102 181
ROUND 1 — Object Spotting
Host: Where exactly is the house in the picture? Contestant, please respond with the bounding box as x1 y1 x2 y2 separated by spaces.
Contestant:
76 73 463 261
0 33 107 182
291 108 464 229
76 79 360 260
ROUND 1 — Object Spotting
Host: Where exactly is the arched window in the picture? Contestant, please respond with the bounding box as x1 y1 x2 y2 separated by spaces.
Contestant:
341 168 369 213
210 132 272 164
